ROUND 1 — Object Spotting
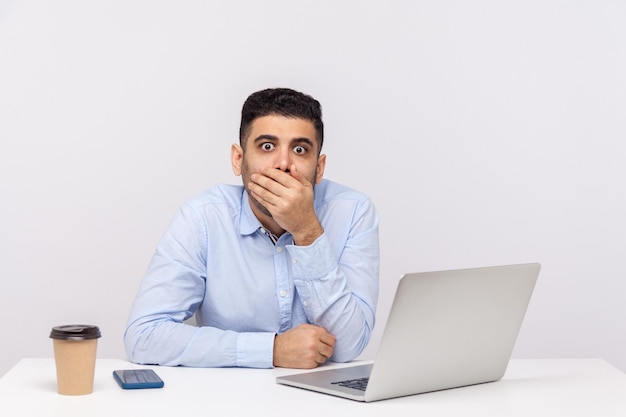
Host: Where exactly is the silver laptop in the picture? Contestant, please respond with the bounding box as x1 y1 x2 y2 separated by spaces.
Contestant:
276 263 541 402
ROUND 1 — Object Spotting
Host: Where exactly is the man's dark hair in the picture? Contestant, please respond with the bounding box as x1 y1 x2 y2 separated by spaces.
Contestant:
239 88 324 153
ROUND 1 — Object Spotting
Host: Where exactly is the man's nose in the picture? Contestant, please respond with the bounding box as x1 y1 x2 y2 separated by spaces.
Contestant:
274 149 291 172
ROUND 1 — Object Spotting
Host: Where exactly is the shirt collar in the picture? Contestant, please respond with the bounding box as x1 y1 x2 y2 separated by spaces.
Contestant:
239 190 263 236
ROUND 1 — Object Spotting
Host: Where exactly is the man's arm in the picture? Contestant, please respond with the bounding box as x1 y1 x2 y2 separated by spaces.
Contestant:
123 204 276 369
287 215 379 363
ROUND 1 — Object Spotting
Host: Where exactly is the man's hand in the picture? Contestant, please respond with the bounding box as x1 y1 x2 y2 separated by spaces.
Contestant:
249 165 323 245
273 324 336 369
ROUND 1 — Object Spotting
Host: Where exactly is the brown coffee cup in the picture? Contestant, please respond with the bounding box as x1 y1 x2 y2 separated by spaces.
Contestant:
49 325 101 395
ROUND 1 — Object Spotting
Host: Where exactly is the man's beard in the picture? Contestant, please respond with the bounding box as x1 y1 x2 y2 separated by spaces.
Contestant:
250 192 273 218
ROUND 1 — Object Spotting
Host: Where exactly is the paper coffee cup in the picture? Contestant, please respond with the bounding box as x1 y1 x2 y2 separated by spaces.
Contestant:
50 324 101 395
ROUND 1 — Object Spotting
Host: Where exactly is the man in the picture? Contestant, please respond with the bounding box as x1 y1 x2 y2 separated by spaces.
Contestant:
124 88 379 369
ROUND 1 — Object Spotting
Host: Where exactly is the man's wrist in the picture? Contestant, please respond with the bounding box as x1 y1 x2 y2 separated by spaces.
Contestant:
292 222 324 246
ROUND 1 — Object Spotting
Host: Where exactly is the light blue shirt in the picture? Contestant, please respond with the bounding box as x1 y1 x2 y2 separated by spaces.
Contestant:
124 179 379 368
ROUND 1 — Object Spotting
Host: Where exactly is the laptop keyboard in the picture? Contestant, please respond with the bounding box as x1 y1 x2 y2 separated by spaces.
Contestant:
332 377 369 391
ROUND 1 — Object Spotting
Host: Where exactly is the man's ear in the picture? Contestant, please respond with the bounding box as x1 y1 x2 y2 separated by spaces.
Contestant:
231 144 243 176
315 154 327 184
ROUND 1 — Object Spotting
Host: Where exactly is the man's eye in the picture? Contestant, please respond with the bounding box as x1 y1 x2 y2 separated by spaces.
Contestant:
293 145 307 154
262 143 275 151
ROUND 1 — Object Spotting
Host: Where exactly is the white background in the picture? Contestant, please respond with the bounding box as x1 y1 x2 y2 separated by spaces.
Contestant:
1 1 624 377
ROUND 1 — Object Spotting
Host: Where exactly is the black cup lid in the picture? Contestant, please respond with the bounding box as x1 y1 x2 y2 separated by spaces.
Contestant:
50 325 101 340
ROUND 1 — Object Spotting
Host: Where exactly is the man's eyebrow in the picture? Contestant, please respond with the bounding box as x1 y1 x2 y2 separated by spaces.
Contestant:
253 134 279 143
252 135 315 147
291 137 315 147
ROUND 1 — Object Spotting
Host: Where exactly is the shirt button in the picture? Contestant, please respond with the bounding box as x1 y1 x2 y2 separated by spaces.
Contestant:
303 301 308 307
279 290 287 298
276 246 283 253
292 258 297 264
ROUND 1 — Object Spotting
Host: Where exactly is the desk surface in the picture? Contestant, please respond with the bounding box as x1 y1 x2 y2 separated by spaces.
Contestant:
0 358 624 416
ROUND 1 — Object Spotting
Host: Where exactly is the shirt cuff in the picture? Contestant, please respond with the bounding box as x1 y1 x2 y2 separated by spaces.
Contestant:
235 332 276 368
286 233 336 280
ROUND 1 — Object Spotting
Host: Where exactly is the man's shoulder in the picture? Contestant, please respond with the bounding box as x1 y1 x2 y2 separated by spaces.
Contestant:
184 183 244 210
316 179 371 202
316 179 378 222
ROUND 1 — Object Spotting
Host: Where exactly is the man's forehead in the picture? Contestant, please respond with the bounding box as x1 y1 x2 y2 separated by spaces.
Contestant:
246 115 318 146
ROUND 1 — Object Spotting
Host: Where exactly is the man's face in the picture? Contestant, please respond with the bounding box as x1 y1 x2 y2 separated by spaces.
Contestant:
231 114 326 218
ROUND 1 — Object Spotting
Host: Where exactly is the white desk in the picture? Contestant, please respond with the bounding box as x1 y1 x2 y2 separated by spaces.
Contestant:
0 358 624 416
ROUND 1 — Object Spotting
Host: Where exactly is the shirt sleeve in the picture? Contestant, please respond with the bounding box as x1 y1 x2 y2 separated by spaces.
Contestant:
123 203 276 369
286 196 380 362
